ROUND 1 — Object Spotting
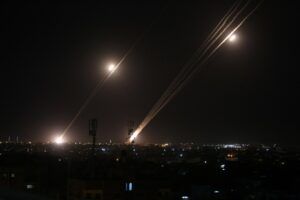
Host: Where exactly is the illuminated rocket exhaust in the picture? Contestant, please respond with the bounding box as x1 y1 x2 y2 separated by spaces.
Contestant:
128 119 151 143
129 130 140 143
129 131 138 143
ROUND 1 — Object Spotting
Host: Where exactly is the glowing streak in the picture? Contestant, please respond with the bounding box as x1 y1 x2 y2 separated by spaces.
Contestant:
129 130 139 143
129 0 264 143
129 1 244 143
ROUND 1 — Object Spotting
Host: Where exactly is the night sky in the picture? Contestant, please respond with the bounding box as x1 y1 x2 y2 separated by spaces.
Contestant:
1 1 299 144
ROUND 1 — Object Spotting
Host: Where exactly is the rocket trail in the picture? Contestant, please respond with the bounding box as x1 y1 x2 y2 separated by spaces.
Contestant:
130 0 264 143
60 3 169 139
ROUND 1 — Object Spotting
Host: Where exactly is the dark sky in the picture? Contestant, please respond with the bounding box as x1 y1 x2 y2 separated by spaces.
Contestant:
1 1 299 144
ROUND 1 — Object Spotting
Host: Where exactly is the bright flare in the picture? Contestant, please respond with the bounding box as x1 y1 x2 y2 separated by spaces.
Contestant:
129 131 139 143
54 136 64 144
228 34 237 42
108 64 116 72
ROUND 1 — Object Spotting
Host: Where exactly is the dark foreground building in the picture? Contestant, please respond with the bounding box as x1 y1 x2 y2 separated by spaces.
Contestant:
0 143 300 200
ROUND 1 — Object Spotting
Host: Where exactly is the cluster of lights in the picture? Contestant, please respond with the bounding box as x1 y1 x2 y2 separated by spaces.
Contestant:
227 153 234 158
220 164 226 171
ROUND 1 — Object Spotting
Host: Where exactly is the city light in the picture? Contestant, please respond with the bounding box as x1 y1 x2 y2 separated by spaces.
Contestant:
26 184 34 189
125 182 133 192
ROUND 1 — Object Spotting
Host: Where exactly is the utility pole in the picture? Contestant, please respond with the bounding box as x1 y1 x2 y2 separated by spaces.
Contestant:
89 119 97 156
